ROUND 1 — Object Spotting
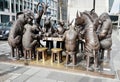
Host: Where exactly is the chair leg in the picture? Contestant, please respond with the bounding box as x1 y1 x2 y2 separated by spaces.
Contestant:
53 53 55 62
36 51 39 63
51 52 54 63
73 54 76 65
107 48 111 61
58 52 60 64
94 51 98 71
42 51 45 62
30 50 32 60
66 54 69 64
87 55 90 71
60 52 62 62
24 50 27 59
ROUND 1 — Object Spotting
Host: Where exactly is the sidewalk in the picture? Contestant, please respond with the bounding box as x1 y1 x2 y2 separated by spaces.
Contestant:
0 62 119 82
112 29 120 80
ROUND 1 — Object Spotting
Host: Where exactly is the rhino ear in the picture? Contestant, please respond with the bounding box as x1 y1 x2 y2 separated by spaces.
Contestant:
76 10 79 17
79 12 83 17
68 19 74 27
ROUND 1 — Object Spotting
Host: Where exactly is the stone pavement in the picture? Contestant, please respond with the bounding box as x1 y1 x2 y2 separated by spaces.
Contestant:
0 62 119 82
112 29 120 79
0 43 10 55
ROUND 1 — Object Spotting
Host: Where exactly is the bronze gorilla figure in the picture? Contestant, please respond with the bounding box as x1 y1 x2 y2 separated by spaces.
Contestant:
97 12 112 61
8 11 34 59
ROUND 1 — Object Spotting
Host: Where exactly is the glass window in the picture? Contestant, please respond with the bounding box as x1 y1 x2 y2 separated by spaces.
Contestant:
31 3 33 10
20 5 22 11
16 4 19 12
1 15 10 23
12 16 15 21
5 0 9 9
109 0 115 12
24 1 26 9
0 0 4 11
28 2 30 9
40 0 43 2
11 3 14 12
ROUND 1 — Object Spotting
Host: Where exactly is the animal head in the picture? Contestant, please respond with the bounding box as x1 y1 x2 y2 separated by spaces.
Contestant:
24 10 34 23
41 2 49 14
89 9 98 20
16 10 34 24
75 11 85 26
99 12 109 22
44 17 51 26
58 20 65 27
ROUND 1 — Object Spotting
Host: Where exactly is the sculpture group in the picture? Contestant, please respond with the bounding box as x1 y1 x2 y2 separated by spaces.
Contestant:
8 2 112 71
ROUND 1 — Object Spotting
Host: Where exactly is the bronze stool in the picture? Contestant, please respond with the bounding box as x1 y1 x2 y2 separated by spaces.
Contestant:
51 48 62 64
66 51 76 65
36 47 47 63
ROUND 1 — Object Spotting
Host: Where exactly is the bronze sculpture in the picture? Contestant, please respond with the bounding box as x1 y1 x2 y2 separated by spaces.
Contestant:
97 13 112 62
55 21 66 48
63 20 79 65
75 11 100 70
22 23 40 59
43 17 55 49
8 10 34 59
34 2 48 47
56 21 66 35
35 2 48 26
22 2 48 59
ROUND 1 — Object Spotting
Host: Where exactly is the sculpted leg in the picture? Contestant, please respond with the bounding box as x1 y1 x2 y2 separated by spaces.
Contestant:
106 48 111 61
16 48 20 60
86 54 90 71
94 50 98 71
31 40 38 47
11 47 14 58
14 36 21 44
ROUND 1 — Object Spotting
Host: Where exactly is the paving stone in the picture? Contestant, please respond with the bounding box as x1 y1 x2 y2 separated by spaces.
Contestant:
23 68 40 75
93 78 102 82
7 73 21 80
47 71 85 82
11 74 30 82
34 69 51 78
0 73 12 82
12 67 29 74
78 77 90 82
26 75 57 82
0 63 13 71
57 81 65 82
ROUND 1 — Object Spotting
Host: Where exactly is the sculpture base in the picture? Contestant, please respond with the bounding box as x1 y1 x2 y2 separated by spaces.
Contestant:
0 53 115 79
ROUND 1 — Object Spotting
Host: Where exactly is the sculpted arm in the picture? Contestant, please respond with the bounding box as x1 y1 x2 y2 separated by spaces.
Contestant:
62 31 66 40
98 21 110 39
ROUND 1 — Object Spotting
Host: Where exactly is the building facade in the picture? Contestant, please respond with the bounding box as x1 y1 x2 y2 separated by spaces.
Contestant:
58 0 68 22
0 0 58 23
67 0 111 22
